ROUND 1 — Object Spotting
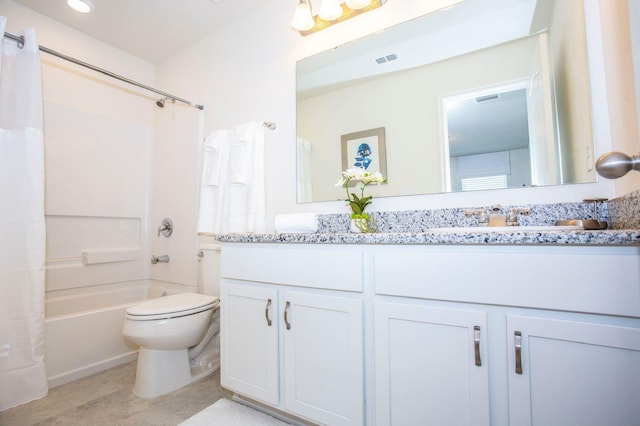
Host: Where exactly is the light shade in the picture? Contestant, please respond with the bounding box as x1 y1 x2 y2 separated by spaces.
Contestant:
318 0 343 21
346 0 372 9
291 1 314 31
66 0 94 13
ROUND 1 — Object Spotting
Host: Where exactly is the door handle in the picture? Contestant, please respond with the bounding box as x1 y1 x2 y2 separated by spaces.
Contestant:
474 326 482 367
284 301 291 330
265 298 272 326
514 331 523 374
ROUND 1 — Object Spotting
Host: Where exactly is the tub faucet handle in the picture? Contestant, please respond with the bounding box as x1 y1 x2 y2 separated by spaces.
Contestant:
157 218 173 237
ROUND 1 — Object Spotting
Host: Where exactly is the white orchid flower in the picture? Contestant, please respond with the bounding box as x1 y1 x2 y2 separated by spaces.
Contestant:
362 171 385 185
343 167 366 181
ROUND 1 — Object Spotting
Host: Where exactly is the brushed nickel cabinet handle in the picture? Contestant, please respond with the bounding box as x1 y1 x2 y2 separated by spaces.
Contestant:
515 331 523 374
474 326 482 367
265 298 272 326
284 301 291 330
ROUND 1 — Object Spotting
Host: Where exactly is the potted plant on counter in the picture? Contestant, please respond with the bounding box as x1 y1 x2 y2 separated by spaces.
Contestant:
335 167 386 233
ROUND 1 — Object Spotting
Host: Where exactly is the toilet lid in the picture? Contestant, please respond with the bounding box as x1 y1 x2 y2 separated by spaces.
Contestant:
126 293 219 319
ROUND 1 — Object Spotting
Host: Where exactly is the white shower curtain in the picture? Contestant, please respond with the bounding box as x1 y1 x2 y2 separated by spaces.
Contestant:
0 18 48 410
296 137 313 203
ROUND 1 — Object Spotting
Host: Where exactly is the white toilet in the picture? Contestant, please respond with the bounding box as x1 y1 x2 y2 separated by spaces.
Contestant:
122 293 220 399
122 244 223 399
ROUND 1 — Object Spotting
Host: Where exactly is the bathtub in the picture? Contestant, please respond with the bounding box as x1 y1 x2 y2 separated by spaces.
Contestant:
45 280 193 388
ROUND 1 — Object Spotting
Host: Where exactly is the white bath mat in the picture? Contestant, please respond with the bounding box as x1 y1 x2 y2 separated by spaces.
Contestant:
179 398 291 426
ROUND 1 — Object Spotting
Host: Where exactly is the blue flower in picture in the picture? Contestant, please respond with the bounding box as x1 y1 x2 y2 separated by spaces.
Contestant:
353 142 372 169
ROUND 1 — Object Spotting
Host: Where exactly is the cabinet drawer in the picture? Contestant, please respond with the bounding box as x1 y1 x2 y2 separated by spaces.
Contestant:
222 243 364 292
373 245 640 317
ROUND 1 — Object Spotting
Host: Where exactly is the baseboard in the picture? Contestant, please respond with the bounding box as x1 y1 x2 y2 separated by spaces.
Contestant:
48 351 138 389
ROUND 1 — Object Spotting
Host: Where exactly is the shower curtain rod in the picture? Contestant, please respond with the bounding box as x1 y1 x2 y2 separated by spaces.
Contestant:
3 31 204 111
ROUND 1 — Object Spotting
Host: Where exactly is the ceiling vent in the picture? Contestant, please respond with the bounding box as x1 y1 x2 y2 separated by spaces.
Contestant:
475 94 500 103
375 53 399 64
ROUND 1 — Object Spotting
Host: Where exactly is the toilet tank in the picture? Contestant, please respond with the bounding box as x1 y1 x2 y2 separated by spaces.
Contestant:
199 244 221 297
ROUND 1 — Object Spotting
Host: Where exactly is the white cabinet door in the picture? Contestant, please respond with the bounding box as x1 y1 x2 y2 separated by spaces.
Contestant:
282 290 364 426
220 281 279 405
507 315 640 426
375 302 490 426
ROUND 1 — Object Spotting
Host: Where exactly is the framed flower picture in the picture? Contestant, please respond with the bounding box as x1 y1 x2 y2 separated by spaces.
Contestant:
341 127 387 186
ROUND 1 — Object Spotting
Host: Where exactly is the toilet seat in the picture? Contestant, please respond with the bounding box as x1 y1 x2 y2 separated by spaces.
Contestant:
126 293 219 321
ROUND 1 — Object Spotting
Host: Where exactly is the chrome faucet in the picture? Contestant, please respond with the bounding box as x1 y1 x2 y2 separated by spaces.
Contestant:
489 205 506 227
466 205 531 227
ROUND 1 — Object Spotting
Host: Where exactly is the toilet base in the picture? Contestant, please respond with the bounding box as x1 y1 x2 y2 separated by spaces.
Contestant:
133 347 217 399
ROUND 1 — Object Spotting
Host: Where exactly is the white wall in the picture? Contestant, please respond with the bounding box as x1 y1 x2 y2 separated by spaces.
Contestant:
632 0 640 134
155 0 640 234
149 105 202 287
598 0 640 195
550 0 595 183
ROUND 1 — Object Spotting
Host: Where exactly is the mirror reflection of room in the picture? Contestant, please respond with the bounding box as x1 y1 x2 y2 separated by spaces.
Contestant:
296 0 596 203
444 86 532 192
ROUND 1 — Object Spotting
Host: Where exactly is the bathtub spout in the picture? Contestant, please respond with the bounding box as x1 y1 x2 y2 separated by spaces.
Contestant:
151 255 169 264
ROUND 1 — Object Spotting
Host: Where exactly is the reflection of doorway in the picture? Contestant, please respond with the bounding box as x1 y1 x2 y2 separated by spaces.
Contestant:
442 82 532 192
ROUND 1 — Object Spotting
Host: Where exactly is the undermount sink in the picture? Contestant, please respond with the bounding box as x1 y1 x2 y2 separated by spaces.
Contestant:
427 225 583 233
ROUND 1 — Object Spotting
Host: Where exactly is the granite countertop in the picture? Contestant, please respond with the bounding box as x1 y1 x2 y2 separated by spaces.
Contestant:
215 194 640 246
215 228 640 246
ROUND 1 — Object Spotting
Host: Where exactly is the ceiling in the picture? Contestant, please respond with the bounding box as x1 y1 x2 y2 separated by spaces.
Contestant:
12 0 273 64
447 88 530 157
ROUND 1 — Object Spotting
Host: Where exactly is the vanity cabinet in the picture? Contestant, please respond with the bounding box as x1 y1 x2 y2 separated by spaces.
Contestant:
373 245 640 426
220 244 364 426
220 242 640 425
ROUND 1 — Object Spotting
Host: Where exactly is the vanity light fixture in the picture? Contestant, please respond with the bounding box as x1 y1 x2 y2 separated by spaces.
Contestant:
291 0 387 36
66 0 94 13
319 0 344 21
291 0 315 31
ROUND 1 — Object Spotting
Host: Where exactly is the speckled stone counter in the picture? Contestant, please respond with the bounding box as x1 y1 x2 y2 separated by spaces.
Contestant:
215 228 640 246
609 189 640 229
215 195 640 246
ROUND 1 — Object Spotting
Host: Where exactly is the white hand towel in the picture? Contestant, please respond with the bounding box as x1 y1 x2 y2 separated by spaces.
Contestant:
203 130 228 186
228 122 262 185
228 140 250 185
274 213 318 234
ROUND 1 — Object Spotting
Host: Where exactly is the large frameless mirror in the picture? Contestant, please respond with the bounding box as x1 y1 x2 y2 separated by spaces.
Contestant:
296 0 597 203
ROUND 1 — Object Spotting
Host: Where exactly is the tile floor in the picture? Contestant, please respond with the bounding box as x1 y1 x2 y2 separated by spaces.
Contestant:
0 362 225 426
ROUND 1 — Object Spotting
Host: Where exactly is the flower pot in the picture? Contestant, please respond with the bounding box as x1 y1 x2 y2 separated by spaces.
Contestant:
350 218 369 233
